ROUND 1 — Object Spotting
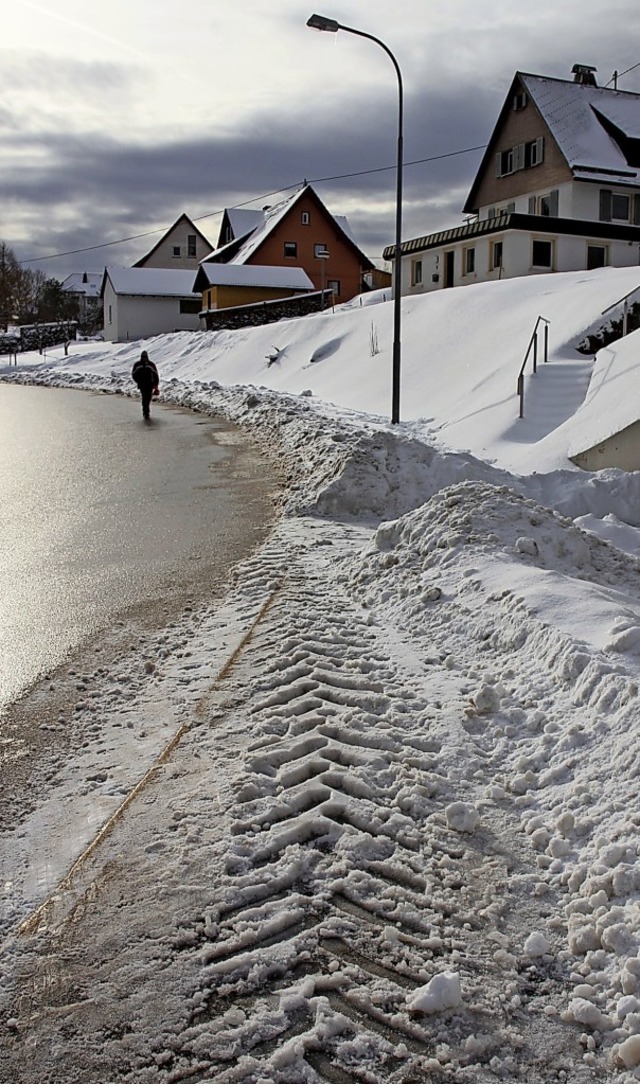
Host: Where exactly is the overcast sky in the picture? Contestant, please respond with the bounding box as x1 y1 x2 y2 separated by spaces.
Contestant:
3 0 639 279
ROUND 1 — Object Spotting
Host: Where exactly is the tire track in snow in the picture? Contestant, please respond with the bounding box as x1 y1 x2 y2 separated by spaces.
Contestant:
155 522 578 1083
2 514 599 1084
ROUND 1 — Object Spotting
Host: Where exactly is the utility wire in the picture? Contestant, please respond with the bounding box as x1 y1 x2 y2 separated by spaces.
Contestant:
21 143 486 265
604 61 640 88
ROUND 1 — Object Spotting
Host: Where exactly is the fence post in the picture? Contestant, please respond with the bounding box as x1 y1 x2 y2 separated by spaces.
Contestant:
543 320 549 363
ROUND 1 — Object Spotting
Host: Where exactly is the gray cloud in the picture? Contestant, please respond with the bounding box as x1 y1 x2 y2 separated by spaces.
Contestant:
2 73 495 276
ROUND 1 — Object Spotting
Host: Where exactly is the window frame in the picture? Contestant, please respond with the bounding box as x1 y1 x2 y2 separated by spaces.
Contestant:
301 211 311 225
463 247 475 275
327 279 340 297
491 240 503 270
283 241 298 258
172 245 181 258
411 259 423 286
531 238 553 269
611 193 630 222
187 234 197 259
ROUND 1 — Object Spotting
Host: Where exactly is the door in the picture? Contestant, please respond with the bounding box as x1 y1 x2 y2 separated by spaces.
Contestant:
444 250 455 288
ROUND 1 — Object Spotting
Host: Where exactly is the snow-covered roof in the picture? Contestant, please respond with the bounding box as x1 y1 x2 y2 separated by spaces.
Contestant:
520 73 640 184
194 263 314 291
103 266 200 298
229 189 307 265
224 208 264 241
203 185 371 268
62 272 103 297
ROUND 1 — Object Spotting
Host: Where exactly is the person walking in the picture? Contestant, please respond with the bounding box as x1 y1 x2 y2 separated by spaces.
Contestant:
131 350 159 420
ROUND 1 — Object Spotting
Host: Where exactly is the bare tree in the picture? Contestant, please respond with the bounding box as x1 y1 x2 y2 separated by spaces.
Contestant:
0 242 21 331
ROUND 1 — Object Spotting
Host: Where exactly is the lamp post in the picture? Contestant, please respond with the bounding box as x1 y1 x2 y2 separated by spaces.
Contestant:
307 13 404 424
316 247 330 309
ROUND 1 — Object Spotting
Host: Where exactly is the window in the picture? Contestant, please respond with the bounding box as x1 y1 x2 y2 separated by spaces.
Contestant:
464 248 475 274
108 304 112 324
284 241 297 258
496 137 544 177
314 243 329 258
513 91 528 111
497 148 515 176
612 193 630 221
491 241 503 269
172 245 181 258
180 299 201 314
529 190 559 216
327 279 340 296
187 234 197 258
301 211 310 225
411 259 423 286
524 138 543 168
532 239 553 268
600 190 631 223
587 245 607 270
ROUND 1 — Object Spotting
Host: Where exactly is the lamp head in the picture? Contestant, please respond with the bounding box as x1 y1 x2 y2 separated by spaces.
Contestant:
307 13 340 32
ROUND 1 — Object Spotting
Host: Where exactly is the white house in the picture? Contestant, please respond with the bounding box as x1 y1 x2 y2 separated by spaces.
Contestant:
386 65 640 294
61 271 103 323
101 267 202 343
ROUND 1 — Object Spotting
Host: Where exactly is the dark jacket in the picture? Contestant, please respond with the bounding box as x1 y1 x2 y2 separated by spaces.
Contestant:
132 355 159 393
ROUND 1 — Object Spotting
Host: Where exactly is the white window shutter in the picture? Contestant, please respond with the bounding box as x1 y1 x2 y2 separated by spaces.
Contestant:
514 143 526 171
496 153 503 177
549 189 559 216
536 136 545 163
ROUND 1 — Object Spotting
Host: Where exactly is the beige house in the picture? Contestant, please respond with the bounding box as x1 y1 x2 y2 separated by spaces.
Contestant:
133 214 213 270
387 65 640 294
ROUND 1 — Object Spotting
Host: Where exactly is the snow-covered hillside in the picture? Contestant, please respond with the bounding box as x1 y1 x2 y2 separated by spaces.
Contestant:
3 267 640 1083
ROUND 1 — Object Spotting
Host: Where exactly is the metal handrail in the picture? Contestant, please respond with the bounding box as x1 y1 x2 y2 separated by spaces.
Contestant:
517 316 550 418
601 282 640 337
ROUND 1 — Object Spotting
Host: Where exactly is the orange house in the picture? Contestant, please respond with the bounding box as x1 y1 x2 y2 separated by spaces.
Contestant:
203 184 375 304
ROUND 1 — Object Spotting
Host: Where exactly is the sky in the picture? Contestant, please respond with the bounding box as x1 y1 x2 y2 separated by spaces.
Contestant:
2 0 640 279
5 268 640 1077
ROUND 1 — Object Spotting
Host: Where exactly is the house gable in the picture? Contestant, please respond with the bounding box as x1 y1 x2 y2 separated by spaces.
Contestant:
464 71 640 218
202 185 373 303
133 213 213 269
464 74 572 215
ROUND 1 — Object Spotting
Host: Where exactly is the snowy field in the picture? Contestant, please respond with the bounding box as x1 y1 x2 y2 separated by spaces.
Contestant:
3 266 640 1082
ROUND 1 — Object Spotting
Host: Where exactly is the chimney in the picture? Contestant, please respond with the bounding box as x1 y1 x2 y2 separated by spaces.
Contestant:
572 64 598 86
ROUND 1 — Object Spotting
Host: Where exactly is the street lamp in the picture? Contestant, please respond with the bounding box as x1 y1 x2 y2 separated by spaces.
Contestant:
316 247 330 309
307 13 404 424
